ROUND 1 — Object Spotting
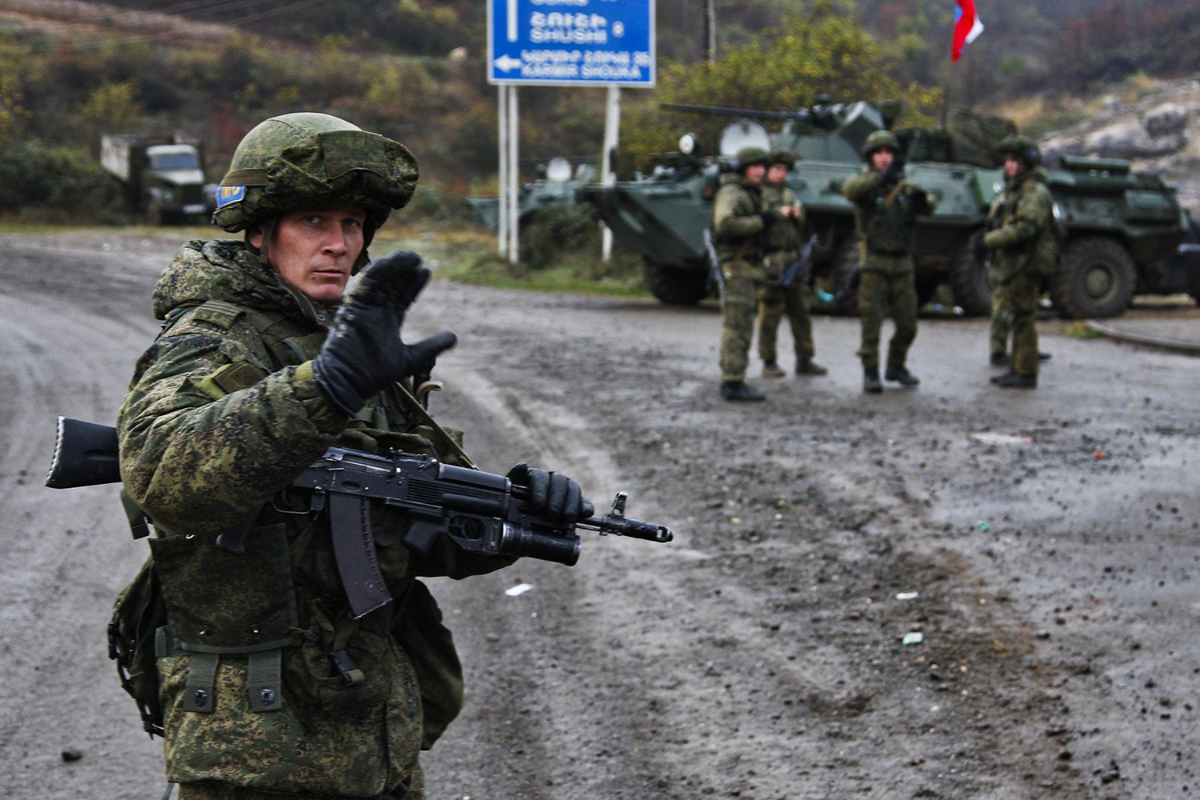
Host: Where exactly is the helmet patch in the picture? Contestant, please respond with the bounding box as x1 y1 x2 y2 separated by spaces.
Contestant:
217 186 246 208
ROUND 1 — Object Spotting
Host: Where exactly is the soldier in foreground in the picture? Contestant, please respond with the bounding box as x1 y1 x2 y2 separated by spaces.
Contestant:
757 150 827 379
712 146 789 401
116 112 593 799
843 131 936 394
982 135 1059 389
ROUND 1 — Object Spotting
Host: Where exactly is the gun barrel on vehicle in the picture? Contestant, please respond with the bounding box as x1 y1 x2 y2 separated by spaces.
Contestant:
660 102 813 123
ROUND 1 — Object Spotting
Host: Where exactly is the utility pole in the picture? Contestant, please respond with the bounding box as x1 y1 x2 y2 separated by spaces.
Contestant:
703 0 716 63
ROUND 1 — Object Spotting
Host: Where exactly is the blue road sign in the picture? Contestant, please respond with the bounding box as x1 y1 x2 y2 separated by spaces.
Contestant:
488 0 655 87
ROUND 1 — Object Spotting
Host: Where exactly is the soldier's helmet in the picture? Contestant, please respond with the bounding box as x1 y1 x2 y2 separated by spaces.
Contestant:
734 146 770 174
861 130 900 161
769 149 799 169
212 112 418 267
996 134 1042 168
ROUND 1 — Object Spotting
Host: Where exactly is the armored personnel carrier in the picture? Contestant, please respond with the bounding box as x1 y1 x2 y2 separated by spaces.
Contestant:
577 100 1189 319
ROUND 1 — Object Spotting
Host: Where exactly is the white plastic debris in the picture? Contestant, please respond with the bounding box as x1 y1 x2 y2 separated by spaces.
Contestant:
504 583 534 597
969 432 1033 445
895 591 920 601
902 632 925 646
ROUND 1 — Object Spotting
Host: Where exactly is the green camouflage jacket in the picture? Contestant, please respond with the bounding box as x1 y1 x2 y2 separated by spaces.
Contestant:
117 239 496 796
983 167 1058 284
712 173 768 264
843 169 936 259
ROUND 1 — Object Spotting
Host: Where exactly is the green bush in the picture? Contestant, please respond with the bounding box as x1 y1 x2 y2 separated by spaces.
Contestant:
0 141 126 223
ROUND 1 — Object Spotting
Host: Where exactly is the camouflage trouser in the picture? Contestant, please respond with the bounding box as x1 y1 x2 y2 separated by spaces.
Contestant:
719 261 767 382
177 778 419 800
988 269 1012 356
757 281 815 365
998 271 1040 377
856 259 917 370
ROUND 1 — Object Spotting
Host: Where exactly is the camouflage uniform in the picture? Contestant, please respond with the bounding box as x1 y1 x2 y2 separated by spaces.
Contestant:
713 169 770 385
842 154 935 374
757 182 817 369
117 114 510 800
984 160 1057 381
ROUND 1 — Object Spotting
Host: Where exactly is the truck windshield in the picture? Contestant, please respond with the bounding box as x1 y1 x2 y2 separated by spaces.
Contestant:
150 152 199 170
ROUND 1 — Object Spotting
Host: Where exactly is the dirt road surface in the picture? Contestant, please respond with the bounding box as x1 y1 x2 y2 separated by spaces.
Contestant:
1 230 1197 800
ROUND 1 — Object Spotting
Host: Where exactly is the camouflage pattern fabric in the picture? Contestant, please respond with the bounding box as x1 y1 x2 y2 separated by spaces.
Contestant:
758 183 815 365
842 170 936 256
983 167 1058 284
177 778 419 799
988 271 1013 357
712 174 769 382
844 167 935 369
117 240 503 797
719 267 766 382
212 114 419 235
856 261 918 370
995 272 1040 377
983 168 1056 376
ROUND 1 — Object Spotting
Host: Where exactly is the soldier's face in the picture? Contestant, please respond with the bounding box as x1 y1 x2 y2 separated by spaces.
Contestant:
1004 156 1021 178
250 206 367 303
743 163 766 184
766 164 790 185
871 149 894 172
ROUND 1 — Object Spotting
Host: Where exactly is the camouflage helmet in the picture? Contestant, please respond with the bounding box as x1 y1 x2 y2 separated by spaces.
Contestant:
212 112 419 253
769 149 799 169
861 130 900 161
996 134 1042 168
734 146 770 173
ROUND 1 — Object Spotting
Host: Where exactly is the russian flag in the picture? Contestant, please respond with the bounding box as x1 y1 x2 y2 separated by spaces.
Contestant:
952 0 984 62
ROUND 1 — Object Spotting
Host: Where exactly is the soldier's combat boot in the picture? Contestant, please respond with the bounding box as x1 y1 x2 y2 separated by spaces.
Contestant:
762 360 785 378
990 352 1010 367
1038 351 1052 361
721 381 766 401
862 367 883 394
796 357 828 376
884 364 919 386
990 369 1013 385
996 372 1037 389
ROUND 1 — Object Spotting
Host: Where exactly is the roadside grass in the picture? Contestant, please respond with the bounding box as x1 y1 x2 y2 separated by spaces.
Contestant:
1062 321 1106 339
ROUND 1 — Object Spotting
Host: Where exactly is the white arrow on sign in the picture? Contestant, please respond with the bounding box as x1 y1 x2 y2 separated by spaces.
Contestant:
494 55 522 72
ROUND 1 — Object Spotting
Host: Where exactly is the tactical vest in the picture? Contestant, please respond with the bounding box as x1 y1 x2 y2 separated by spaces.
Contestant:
113 298 466 749
861 183 916 255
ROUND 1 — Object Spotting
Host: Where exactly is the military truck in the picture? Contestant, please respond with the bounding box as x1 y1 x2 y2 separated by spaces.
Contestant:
100 133 211 225
577 100 1189 319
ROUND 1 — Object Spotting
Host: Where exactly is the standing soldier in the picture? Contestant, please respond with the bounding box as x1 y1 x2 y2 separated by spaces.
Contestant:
116 112 593 799
982 134 1058 389
843 130 936 394
713 145 785 401
757 149 827 379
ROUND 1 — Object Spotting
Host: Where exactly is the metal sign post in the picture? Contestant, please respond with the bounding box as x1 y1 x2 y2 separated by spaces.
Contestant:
488 0 655 264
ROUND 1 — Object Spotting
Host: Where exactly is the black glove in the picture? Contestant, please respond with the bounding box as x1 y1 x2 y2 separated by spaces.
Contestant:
758 209 780 227
507 463 595 525
312 250 457 416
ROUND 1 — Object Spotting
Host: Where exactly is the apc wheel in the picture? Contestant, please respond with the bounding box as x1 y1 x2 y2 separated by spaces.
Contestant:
948 242 992 317
642 259 709 306
1050 236 1136 319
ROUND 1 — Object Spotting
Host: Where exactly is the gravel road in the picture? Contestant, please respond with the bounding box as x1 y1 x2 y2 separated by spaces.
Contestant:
1 231 1197 800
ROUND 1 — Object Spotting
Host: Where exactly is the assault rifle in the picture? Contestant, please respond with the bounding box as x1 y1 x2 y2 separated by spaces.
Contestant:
767 233 820 289
46 418 673 617
702 228 725 307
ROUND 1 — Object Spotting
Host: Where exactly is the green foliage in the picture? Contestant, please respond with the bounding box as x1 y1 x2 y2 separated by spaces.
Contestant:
620 1 942 174
0 141 125 223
